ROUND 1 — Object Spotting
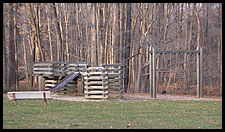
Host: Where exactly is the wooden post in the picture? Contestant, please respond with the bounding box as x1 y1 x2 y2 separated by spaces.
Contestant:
43 92 47 107
122 65 125 98
199 46 203 98
196 46 203 98
149 46 153 98
152 47 156 98
119 66 123 99
13 93 17 105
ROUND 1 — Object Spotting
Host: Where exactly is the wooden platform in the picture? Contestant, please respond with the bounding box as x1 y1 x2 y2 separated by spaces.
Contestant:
33 62 90 95
84 67 109 99
32 62 124 99
100 64 124 99
32 62 67 77
66 63 89 75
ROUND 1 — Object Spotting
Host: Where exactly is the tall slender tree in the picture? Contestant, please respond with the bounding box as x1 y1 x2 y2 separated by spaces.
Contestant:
124 3 131 92
8 3 16 91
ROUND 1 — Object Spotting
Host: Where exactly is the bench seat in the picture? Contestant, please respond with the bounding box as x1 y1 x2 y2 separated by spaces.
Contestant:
7 91 52 100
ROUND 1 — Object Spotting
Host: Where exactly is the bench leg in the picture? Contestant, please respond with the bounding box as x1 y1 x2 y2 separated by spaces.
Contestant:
43 93 47 107
44 99 47 107
13 93 17 105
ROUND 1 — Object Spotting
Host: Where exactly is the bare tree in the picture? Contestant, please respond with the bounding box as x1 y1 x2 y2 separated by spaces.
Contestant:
8 3 16 91
217 4 222 95
53 3 63 62
124 3 132 92
90 3 98 66
3 3 222 96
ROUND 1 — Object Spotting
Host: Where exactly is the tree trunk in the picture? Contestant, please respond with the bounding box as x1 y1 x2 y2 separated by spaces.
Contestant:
13 3 19 90
53 3 63 62
112 3 120 63
124 3 132 92
46 7 53 62
64 4 69 62
34 4 44 62
35 4 44 91
91 3 98 66
217 4 222 95
104 4 109 64
22 37 29 81
3 4 8 92
111 4 116 64
120 4 125 63
8 3 16 91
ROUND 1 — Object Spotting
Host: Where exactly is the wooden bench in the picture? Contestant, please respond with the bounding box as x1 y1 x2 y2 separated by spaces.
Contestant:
7 91 52 107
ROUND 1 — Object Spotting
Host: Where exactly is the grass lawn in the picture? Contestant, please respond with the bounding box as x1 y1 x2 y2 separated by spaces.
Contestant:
3 94 222 129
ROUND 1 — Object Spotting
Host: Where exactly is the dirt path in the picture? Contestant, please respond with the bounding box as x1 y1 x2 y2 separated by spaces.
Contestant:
51 93 222 102
123 94 222 101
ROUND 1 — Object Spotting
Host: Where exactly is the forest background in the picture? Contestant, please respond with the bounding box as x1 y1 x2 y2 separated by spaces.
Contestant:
3 3 222 96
